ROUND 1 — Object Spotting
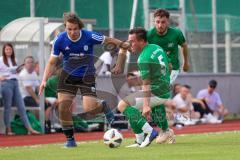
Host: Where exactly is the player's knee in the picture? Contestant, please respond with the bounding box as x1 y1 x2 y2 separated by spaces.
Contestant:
58 100 72 113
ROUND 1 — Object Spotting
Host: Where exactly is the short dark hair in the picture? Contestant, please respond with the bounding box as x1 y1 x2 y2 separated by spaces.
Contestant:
153 9 170 19
209 79 217 88
129 27 147 42
24 56 34 64
182 84 191 90
63 12 84 29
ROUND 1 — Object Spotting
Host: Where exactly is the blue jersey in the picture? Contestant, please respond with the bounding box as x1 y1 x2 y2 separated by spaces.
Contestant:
51 29 104 77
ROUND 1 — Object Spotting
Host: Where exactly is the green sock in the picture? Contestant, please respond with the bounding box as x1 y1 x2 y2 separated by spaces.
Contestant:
151 104 169 131
123 106 146 134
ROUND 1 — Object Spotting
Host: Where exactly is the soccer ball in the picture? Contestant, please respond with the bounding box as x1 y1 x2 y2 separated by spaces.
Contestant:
103 129 123 148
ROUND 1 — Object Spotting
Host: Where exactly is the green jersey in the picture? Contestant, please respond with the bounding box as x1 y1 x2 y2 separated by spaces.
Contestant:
147 27 186 70
138 44 170 98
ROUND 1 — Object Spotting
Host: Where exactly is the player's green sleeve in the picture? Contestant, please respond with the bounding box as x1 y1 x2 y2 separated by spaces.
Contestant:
177 29 186 46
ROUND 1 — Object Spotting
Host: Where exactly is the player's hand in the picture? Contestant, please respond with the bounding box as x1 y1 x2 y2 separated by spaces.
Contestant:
120 41 131 50
183 62 189 72
39 81 46 96
142 105 151 119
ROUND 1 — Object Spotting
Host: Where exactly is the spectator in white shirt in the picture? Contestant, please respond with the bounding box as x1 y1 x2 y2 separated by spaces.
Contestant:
173 85 200 125
0 43 39 135
19 56 53 133
19 56 40 106
95 49 118 76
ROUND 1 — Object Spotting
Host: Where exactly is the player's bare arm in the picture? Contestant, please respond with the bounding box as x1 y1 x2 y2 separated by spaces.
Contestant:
181 42 189 72
103 37 130 50
111 48 127 74
142 78 151 118
103 37 130 74
39 56 58 96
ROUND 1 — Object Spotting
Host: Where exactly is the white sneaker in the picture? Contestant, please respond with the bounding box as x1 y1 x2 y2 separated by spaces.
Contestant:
200 117 208 124
184 119 198 126
205 114 222 124
174 113 189 125
156 129 175 144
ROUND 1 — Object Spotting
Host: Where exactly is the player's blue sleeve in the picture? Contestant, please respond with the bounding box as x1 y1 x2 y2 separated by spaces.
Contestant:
51 36 61 57
89 31 105 45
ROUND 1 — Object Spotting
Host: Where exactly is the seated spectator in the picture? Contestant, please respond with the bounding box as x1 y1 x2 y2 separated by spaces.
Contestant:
172 83 181 98
118 71 142 101
19 56 53 133
196 79 228 122
172 85 200 126
95 48 118 76
0 43 39 135
19 56 40 107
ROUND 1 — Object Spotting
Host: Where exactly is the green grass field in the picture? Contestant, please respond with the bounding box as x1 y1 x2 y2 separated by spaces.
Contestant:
1 131 240 160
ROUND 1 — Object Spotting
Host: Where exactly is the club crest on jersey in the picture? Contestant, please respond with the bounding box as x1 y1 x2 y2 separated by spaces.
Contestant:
84 45 88 51
168 43 174 48
91 86 96 92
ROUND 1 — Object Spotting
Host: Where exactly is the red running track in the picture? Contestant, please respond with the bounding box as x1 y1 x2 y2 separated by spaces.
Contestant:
0 120 239 147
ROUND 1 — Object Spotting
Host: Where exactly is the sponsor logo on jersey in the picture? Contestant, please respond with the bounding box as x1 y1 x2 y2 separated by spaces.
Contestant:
65 46 70 50
84 45 88 51
69 53 85 57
